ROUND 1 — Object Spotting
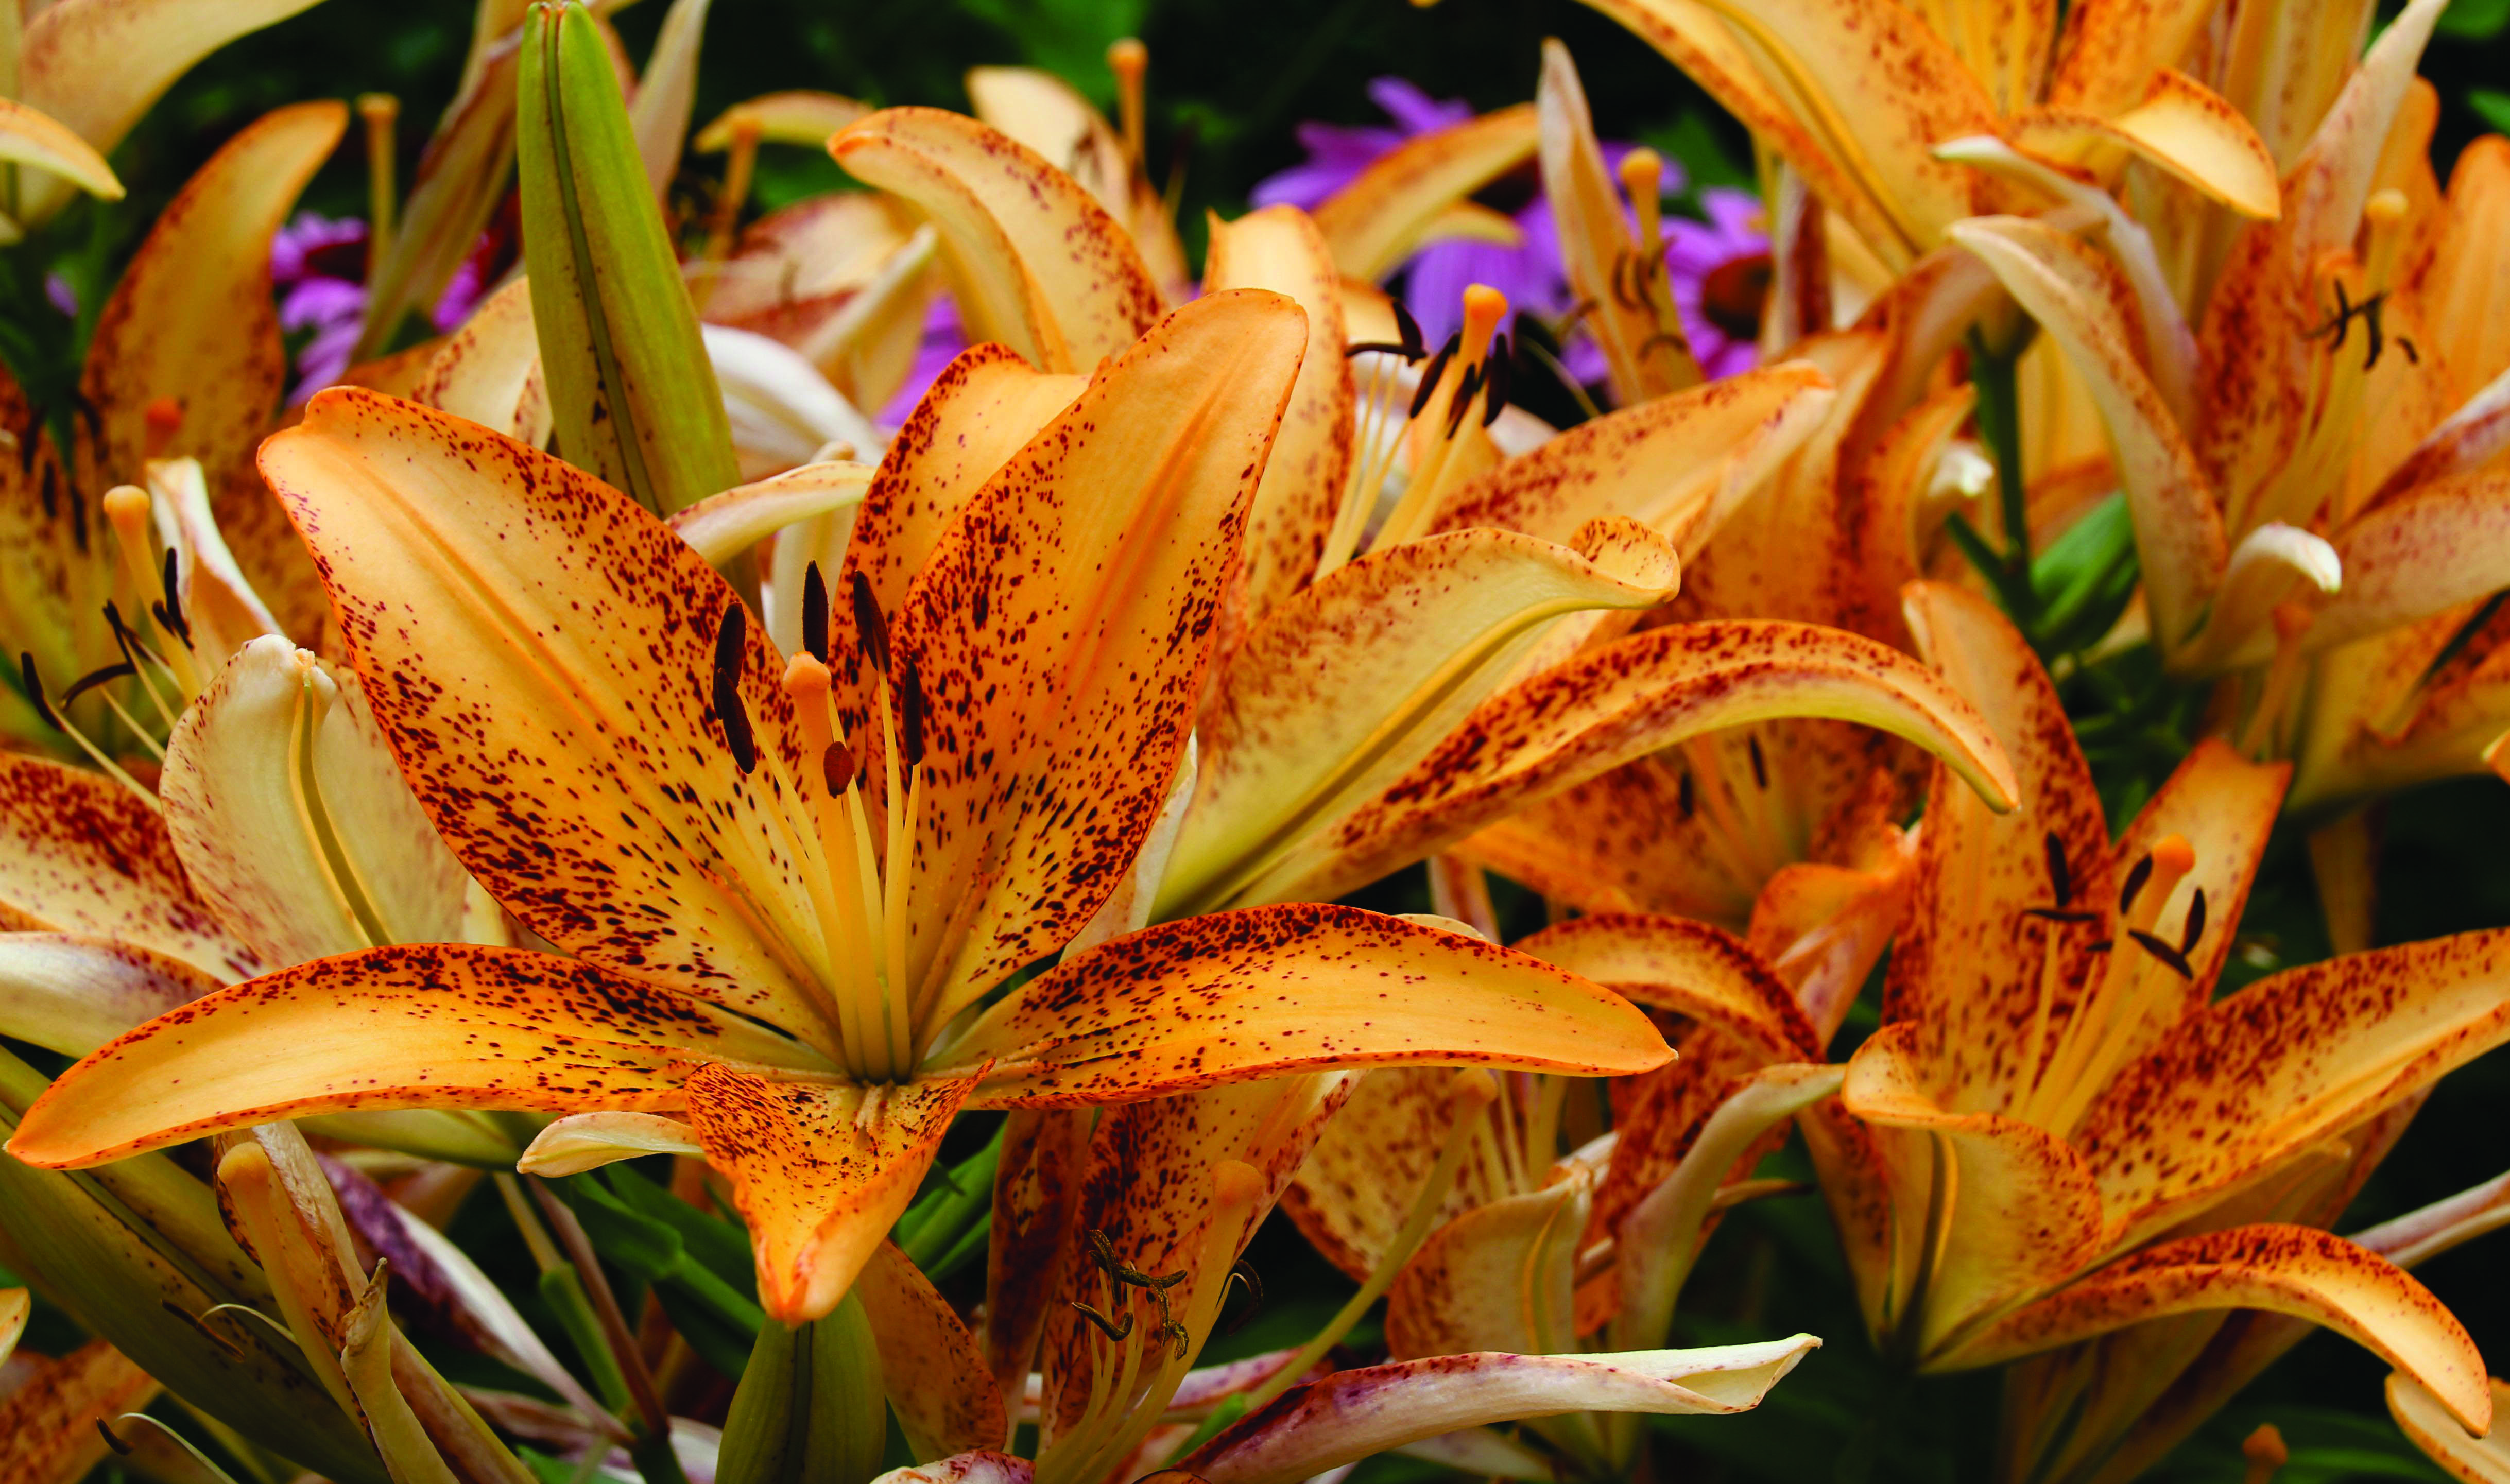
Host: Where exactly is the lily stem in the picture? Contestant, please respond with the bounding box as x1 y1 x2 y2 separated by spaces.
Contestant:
527 1177 691 1484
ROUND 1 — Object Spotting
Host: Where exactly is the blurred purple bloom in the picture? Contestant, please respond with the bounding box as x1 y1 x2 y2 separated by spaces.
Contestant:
878 294 969 427
270 211 495 401
1664 187 1769 381
44 273 77 317
1254 77 1774 389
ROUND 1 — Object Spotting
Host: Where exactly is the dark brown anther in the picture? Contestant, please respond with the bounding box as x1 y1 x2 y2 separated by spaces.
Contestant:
1747 735 1769 790
19 652 60 732
1441 361 1485 437
2127 929 2195 979
1392 298 1427 360
156 547 191 645
1410 333 1461 420
2021 907 2099 925
1677 770 1695 820
802 561 831 662
1480 337 1512 427
896 654 926 771
822 741 857 797
850 569 890 674
96 1420 133 1457
2180 887 2208 956
711 606 758 775
1068 1299 1135 1343
2043 831 2072 905
1343 340 1415 359
59 659 136 706
2120 852 2155 914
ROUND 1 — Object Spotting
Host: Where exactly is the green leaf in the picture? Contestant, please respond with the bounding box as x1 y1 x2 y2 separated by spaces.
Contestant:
2470 88 2510 133
518 0 741 522
2439 0 2510 38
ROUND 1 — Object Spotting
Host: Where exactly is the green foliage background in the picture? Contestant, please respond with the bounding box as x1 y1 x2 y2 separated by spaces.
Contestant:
21 1 2510 1481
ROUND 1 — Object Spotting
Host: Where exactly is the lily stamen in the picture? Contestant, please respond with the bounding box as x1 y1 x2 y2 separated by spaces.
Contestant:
2033 836 2201 1132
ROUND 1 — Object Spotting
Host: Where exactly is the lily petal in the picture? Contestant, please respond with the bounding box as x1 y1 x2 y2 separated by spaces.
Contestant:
682 1065 975 1323
259 389 844 1045
1180 1338 1820 1484
163 636 467 967
416 277 549 443
1282 1067 1515 1283
859 1239 1008 1458
82 100 345 490
2101 738 2288 1019
2309 471 2510 653
2074 927 2510 1245
668 459 875 571
1424 364 1835 553
1939 1224 2489 1434
1236 616 2017 909
963 66 1130 222
2012 69 2279 220
1165 524 1683 917
0 1339 159 1484
8 942 819 1169
695 91 869 152
1947 217 2226 656
0 96 123 201
0 932 214 1058
1310 104 1538 282
1518 912 1821 1065
940 903 1671 1103
0 754 254 983
830 107 1160 373
890 291 1306 1024
1384 1180 1587 1360
2361 364 2510 515
516 1111 705 1176
2044 0 2217 115
1204 205 1355 634
2389 1373 2510 1484
983 1107 1091 1411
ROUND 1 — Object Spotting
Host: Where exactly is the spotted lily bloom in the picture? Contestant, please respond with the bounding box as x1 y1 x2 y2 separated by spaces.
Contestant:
11 292 1677 1324
1801 581 2510 1437
3 103 345 768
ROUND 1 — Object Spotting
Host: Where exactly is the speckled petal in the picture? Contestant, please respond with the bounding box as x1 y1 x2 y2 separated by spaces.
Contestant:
1234 616 2016 909
938 903 1670 1103
2310 471 2510 653
1179 1338 1820 1484
1163 524 1683 918
1282 1067 1514 1283
681 1066 975 1323
414 277 548 443
1939 1224 2490 1434
2074 927 2510 1249
1310 105 1537 282
859 1239 1008 1458
257 389 843 1047
9 943 818 1169
830 108 1160 373
1517 912 1823 1065
0 931 216 1058
0 1339 157 1484
892 291 1308 1025
0 754 254 983
2388 1372 2510 1484
1384 1180 1586 1360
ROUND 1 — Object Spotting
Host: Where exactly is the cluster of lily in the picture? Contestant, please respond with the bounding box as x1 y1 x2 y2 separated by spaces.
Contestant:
0 0 2507 1482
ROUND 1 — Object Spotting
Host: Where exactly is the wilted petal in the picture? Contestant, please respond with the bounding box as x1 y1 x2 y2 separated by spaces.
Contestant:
9 943 819 1169
939 903 1671 1103
1180 1338 1820 1484
682 1065 975 1323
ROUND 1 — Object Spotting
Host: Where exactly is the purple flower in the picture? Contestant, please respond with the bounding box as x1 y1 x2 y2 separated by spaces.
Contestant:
269 211 497 401
44 273 78 318
876 294 970 428
1664 187 1770 381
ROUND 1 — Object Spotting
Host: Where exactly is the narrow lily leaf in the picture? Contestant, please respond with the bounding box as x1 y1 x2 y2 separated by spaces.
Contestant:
1166 524 1684 918
415 277 548 442
1181 1338 1820 1484
1312 103 1538 282
1424 363 1834 551
669 460 876 569
626 0 709 197
259 390 838 1043
520 0 740 519
696 90 868 151
831 107 1161 373
1942 1224 2490 1435
2309 472 2510 653
682 1065 975 1323
0 754 257 983
357 38 522 361
938 903 1671 1103
859 1239 1007 1458
7 943 823 1169
2075 926 2510 1246
0 96 122 199
888 291 1308 1024
82 101 345 487
1229 618 2017 909
13 0 325 223
519 1111 706 1175
0 933 214 1058
1947 217 2226 659
2389 1373 2510 1484
1384 1181 1586 1360
0 1340 159 1484
163 637 467 967
1538 40 1696 405
1204 206 1355 632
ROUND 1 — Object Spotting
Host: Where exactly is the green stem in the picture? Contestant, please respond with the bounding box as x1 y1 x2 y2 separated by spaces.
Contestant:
1966 327 2035 616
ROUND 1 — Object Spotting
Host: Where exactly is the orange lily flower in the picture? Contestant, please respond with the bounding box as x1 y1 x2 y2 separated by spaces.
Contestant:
9 293 1676 1324
1797 581 2510 1437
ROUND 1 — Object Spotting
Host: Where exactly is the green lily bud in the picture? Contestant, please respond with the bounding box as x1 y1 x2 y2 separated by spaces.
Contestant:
717 1297 889 1484
518 0 741 522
